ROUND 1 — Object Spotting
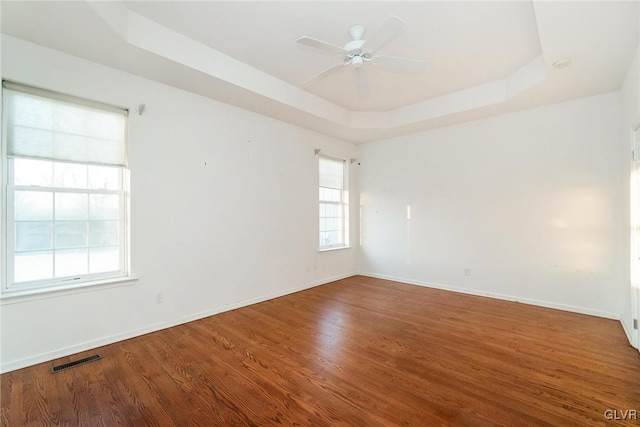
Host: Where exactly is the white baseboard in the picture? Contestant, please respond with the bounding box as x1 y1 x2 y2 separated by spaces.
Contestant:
0 272 355 374
359 272 621 320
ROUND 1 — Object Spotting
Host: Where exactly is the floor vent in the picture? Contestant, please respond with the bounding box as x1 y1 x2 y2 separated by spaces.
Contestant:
50 354 102 374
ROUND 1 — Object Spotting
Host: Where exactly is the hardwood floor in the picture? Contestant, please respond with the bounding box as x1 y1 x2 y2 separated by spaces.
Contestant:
2 275 640 426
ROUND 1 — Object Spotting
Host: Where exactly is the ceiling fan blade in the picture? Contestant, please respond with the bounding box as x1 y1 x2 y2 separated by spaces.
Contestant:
303 63 346 85
296 36 345 56
371 55 427 72
363 16 406 53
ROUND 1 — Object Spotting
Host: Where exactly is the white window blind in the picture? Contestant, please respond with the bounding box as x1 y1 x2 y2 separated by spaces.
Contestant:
319 156 344 190
3 81 127 166
319 156 347 249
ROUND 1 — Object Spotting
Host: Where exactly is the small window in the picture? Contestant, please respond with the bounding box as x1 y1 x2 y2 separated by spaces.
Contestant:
319 155 348 250
2 82 129 292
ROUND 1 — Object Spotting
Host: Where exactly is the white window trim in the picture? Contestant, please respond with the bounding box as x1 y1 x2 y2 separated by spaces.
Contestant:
0 275 138 305
318 154 350 251
1 82 135 295
318 245 352 253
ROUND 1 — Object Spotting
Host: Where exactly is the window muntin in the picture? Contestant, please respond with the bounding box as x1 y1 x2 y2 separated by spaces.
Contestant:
319 156 347 249
2 82 128 292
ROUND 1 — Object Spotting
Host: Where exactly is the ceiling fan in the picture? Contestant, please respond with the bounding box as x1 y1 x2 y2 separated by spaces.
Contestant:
296 16 427 93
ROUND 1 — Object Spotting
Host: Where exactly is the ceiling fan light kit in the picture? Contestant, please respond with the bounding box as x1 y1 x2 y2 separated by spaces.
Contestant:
347 24 365 43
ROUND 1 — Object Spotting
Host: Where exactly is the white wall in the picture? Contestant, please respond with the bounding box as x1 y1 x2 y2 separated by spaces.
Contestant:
0 36 358 372
358 92 625 319
620 44 640 348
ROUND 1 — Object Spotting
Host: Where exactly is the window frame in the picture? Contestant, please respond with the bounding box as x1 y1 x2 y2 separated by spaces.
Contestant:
1 82 132 295
318 154 349 251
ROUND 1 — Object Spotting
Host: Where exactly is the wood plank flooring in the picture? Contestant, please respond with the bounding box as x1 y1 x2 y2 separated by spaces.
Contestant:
2 275 640 426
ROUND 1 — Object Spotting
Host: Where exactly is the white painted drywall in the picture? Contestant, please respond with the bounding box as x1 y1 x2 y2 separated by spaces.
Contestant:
0 36 358 372
358 92 625 319
620 44 640 349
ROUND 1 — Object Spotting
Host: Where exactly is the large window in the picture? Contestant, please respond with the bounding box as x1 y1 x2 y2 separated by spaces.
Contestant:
319 155 348 250
2 82 129 292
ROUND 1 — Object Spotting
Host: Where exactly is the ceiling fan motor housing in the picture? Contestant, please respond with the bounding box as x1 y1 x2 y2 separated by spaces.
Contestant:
344 39 365 54
344 37 367 68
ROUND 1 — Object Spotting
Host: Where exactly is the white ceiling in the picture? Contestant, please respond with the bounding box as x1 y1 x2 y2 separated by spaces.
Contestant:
124 1 543 112
1 1 638 143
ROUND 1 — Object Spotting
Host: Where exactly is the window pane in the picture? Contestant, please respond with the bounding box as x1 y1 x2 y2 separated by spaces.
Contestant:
15 191 53 220
89 194 119 220
13 158 53 187
88 165 119 190
14 251 53 283
89 220 119 246
89 247 120 274
324 203 334 217
327 232 335 246
329 231 342 245
55 248 88 277
15 221 53 251
320 203 334 218
54 162 87 189
55 221 88 249
55 193 88 220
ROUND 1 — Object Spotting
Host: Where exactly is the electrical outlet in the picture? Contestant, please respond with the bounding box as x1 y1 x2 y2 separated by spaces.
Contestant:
464 268 471 276
156 293 164 304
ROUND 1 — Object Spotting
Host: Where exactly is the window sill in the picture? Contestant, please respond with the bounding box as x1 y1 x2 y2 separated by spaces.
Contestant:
0 276 139 305
318 246 352 253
